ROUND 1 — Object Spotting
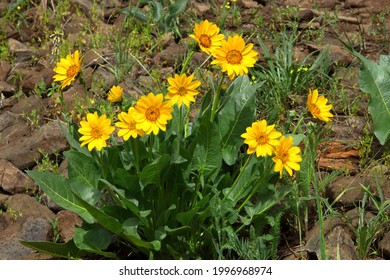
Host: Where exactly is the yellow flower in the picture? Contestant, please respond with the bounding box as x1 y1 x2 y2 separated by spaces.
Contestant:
133 93 173 135
307 89 333 122
241 120 282 157
166 73 201 107
53 50 81 89
78 111 115 151
211 35 258 80
107 85 123 103
115 107 144 141
189 19 225 55
272 136 302 178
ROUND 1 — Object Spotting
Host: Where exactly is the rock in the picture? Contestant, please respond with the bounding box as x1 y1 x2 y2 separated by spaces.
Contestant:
344 0 365 9
0 121 69 169
298 8 315 22
305 216 357 259
326 176 368 206
319 0 340 9
0 193 9 205
91 66 116 96
317 141 360 174
0 159 37 194
0 60 11 80
192 2 211 15
9 94 45 117
83 48 109 68
8 38 37 63
344 208 375 228
0 81 16 97
57 210 83 243
0 194 56 259
21 67 53 91
305 43 355 66
241 0 260 8
0 216 53 259
153 43 188 67
4 193 56 221
379 230 390 259
71 0 104 20
0 111 20 132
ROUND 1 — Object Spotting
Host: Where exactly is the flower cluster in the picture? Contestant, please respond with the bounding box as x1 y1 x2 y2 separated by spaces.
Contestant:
190 20 258 80
241 120 302 178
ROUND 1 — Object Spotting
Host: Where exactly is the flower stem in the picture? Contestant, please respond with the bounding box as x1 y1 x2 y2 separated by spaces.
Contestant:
184 103 191 138
180 49 195 75
222 154 253 203
210 73 225 123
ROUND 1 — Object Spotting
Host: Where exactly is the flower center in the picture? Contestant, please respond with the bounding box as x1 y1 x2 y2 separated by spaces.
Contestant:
279 152 289 163
256 133 269 145
309 103 320 116
226 50 242 64
91 126 103 139
129 121 137 130
199 34 212 48
145 106 160 122
177 87 187 96
67 65 78 78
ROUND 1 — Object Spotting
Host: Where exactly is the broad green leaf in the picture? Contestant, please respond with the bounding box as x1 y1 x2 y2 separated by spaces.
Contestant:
166 0 190 25
74 194 123 235
139 154 170 189
65 150 101 205
354 52 390 145
20 240 85 259
218 75 259 165
27 171 94 223
122 218 161 251
222 156 259 202
73 227 116 258
192 118 222 177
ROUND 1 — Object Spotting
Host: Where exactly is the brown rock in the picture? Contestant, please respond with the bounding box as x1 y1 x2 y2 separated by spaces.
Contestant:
305 43 355 66
305 216 357 259
0 60 11 80
241 0 260 8
192 2 211 15
0 121 69 169
153 43 188 67
344 0 365 9
319 0 340 9
9 94 45 117
21 67 53 91
344 208 375 228
326 176 368 206
0 159 37 194
0 81 16 97
8 38 37 63
298 8 315 22
4 194 56 221
0 111 20 132
57 210 83 243
317 157 359 174
379 230 390 259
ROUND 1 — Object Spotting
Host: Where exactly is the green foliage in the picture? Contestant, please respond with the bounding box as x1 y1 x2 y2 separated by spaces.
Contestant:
352 52 390 145
122 0 190 37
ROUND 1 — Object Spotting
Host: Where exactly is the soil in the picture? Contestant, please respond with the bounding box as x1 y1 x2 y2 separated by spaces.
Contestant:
0 0 389 260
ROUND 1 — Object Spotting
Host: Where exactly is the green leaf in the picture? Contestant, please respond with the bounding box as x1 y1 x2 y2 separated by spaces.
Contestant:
218 75 259 165
73 227 116 258
192 118 222 177
140 154 170 189
20 240 85 259
354 52 390 145
122 218 161 251
58 120 90 157
65 150 102 205
165 0 190 26
27 171 94 223
74 194 123 235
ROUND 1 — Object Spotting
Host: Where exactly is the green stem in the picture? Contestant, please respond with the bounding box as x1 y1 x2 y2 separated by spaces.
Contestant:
184 103 191 138
210 73 225 123
222 154 253 203
180 49 195 75
292 115 305 134
130 137 140 174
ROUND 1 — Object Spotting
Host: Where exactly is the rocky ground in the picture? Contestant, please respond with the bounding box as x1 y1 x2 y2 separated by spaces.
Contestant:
0 0 389 259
